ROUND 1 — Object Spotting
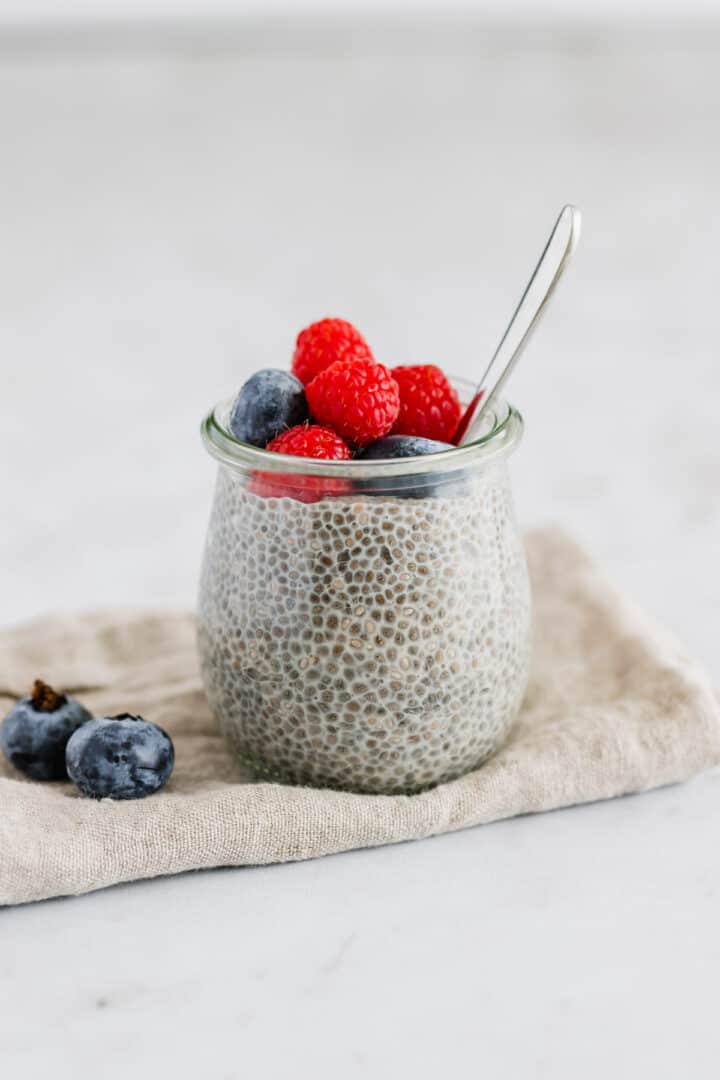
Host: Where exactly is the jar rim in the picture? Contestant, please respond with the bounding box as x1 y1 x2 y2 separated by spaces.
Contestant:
201 376 523 479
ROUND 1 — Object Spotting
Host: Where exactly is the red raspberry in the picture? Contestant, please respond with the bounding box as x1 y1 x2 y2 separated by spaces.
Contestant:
251 425 351 502
306 359 400 448
292 318 374 385
266 424 351 460
391 364 462 442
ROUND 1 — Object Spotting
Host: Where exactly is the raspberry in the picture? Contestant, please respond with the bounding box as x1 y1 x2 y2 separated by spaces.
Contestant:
292 318 374 385
266 424 351 460
306 359 400 448
391 364 462 442
255 424 352 502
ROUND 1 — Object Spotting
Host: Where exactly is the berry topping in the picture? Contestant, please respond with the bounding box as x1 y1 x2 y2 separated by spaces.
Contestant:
266 424 352 460
65 713 174 800
253 425 351 501
357 434 454 460
292 318 373 386
391 364 462 442
357 434 466 499
306 359 400 448
229 368 309 447
1 681 93 781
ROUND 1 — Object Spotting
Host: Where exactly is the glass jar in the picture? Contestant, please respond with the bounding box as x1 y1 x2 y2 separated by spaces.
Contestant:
197 380 531 795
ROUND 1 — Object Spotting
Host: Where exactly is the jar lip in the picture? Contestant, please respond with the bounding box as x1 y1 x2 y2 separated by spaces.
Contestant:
201 379 523 479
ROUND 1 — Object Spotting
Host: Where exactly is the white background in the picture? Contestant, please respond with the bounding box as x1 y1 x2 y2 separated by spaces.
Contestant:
1 12 718 677
1 0 720 19
1 10 719 1079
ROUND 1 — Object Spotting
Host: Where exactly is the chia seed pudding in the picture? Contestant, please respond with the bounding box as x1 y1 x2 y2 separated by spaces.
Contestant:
197 392 531 795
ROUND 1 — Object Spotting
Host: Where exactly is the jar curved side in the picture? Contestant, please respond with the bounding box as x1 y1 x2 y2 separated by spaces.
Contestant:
197 456 531 795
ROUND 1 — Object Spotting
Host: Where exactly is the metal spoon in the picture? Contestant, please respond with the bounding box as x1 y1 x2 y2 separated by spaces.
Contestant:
453 204 582 446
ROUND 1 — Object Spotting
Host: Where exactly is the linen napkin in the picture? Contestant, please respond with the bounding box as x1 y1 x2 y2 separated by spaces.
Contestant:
1 527 718 906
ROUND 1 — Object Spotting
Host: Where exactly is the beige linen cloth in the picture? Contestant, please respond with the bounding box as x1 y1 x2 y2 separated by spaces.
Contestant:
1 527 718 906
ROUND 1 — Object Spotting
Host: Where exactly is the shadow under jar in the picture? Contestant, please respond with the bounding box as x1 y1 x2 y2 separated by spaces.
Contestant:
197 379 531 795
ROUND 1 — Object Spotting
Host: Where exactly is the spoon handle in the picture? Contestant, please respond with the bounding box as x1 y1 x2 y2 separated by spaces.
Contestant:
454 204 582 446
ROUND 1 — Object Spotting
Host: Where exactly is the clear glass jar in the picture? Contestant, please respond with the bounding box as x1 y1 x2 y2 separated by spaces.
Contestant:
197 379 531 795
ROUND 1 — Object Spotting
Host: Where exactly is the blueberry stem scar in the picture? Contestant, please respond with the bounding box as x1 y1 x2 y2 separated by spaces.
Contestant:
30 679 67 713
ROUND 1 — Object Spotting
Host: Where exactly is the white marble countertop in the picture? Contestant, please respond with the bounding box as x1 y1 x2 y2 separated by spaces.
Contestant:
1 17 719 1078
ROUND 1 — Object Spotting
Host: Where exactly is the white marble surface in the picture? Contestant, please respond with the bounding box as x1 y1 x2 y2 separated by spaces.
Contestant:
1 17 719 1078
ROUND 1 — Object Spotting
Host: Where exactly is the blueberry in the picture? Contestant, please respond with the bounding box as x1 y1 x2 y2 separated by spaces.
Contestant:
65 713 174 800
0 679 93 780
229 369 309 447
356 435 469 498
359 435 454 460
